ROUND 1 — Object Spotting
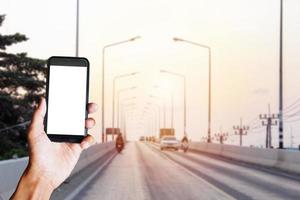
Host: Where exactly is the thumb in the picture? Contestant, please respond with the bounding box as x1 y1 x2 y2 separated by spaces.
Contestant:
29 97 47 136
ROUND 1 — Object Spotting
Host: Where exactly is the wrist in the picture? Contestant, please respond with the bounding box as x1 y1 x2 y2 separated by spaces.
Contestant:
11 167 54 200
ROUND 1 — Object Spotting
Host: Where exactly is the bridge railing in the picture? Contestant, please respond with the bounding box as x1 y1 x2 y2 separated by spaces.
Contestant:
189 142 300 174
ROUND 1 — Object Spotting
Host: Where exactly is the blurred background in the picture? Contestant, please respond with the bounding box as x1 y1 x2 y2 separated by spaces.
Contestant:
1 0 300 160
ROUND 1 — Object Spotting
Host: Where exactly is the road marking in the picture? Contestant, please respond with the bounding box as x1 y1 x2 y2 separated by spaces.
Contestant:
64 151 117 200
144 142 236 200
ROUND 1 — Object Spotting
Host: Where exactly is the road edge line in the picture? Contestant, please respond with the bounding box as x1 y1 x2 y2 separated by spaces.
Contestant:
64 151 117 200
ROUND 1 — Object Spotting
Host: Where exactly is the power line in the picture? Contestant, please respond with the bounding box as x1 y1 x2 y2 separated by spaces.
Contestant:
0 121 30 133
284 117 300 123
248 129 265 134
283 97 300 112
247 117 260 126
284 107 300 115
284 109 300 118
250 125 264 131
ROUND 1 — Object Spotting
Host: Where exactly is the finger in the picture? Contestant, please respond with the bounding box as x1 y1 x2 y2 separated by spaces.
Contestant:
87 103 97 114
85 118 95 129
80 134 95 150
66 143 82 155
29 97 46 137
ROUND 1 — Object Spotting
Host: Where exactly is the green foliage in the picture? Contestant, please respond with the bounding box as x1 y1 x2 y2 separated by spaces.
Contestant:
0 14 46 160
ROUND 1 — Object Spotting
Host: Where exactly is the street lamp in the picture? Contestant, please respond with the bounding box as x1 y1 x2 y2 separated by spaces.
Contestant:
278 0 284 149
113 86 136 140
75 0 79 56
147 98 162 141
101 36 140 142
142 110 156 137
146 101 161 131
173 37 212 143
145 103 161 138
145 106 159 136
119 97 136 128
112 73 138 141
153 85 174 128
120 102 136 141
160 70 187 137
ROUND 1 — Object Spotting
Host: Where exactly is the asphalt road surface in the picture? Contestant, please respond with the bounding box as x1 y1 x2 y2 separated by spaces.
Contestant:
75 142 300 200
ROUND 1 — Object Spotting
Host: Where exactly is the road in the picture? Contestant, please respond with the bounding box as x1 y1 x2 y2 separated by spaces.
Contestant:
75 142 300 200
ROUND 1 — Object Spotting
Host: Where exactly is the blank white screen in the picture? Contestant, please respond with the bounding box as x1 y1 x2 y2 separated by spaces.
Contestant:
47 65 87 135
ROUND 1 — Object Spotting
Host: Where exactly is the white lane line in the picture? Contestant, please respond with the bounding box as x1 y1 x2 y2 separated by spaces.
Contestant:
64 151 117 200
145 142 236 200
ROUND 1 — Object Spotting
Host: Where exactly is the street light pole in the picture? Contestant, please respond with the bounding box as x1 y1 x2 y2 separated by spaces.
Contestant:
160 70 187 137
112 73 138 141
144 111 156 136
114 87 136 140
145 105 159 136
208 48 212 143
75 0 79 57
148 97 162 138
101 36 140 143
163 101 166 128
173 37 212 142
120 103 136 140
171 93 174 128
119 98 136 130
153 106 160 135
152 86 174 130
184 77 186 135
278 0 284 149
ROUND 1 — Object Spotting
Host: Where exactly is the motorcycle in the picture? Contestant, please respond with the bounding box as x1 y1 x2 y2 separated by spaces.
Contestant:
181 136 189 153
181 141 189 153
115 133 125 153
116 141 124 153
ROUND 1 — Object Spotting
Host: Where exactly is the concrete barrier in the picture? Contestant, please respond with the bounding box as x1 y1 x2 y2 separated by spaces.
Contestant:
189 142 300 174
0 142 114 200
0 157 28 200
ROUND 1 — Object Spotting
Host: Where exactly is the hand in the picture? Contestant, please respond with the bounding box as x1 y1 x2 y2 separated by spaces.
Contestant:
11 98 97 199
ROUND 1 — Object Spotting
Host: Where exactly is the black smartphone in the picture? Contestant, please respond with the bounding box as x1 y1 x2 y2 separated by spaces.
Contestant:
45 56 90 143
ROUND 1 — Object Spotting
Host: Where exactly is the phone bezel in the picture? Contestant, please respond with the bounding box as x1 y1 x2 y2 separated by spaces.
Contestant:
45 56 90 143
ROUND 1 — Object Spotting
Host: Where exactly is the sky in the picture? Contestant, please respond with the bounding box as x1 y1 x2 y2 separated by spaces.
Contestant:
1 0 300 147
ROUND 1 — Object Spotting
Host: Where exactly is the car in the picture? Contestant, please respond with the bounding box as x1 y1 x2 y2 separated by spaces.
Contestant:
160 136 180 151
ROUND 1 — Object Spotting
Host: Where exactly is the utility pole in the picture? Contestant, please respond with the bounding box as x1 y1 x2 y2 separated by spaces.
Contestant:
233 118 249 146
171 93 174 129
259 104 278 148
214 128 228 144
163 102 166 128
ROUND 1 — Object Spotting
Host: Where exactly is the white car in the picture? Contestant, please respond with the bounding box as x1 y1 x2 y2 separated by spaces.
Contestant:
160 136 180 151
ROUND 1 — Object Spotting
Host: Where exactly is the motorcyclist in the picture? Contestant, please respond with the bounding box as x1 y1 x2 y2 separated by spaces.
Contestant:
116 133 124 152
181 135 189 152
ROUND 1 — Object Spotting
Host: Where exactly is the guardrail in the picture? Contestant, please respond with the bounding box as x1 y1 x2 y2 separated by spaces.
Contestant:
0 142 114 200
189 142 300 174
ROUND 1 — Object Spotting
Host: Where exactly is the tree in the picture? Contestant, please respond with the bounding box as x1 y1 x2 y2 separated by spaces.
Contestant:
0 14 46 160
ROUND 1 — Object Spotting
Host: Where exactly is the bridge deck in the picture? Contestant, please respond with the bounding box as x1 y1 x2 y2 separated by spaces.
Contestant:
71 142 300 200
